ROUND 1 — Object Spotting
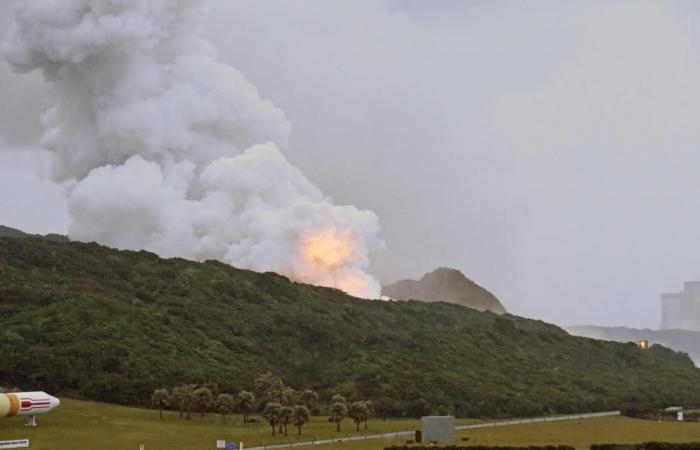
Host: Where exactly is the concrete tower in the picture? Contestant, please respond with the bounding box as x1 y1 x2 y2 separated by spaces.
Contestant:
661 293 682 329
660 282 700 331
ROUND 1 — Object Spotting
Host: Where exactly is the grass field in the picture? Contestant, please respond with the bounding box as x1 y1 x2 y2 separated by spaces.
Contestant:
0 398 457 450
1 399 700 450
288 417 700 450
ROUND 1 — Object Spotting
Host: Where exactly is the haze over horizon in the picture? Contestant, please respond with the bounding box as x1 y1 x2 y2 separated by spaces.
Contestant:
2 0 700 330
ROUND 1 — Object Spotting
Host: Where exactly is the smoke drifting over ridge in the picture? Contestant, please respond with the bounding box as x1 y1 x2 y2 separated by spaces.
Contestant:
4 0 382 297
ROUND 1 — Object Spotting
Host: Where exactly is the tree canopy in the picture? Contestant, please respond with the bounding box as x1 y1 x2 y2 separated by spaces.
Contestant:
2 236 700 418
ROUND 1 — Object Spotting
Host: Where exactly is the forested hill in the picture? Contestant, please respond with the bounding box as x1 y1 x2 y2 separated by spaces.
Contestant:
1 236 699 418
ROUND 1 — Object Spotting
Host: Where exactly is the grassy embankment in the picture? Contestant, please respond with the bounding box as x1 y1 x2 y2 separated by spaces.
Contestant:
2 399 700 450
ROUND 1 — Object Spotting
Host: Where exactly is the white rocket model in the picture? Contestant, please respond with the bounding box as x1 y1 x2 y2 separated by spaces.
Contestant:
0 392 60 426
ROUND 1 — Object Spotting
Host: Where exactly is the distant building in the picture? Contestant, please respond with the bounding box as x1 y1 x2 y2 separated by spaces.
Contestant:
661 282 700 331
661 293 682 329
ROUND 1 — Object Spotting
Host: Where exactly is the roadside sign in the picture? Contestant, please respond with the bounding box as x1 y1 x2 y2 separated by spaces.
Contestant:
139 444 144 450
216 440 226 449
0 440 29 449
678 412 684 421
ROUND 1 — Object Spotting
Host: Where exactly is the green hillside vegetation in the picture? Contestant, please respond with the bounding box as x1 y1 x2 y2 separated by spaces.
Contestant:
0 225 68 242
1 235 700 417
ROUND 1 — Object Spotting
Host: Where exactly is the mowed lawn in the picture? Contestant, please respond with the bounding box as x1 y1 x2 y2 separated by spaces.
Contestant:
0 398 446 450
288 417 700 450
2 399 700 450
456 416 700 448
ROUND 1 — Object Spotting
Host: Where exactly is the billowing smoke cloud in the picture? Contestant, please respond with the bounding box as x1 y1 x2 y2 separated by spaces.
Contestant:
3 0 382 297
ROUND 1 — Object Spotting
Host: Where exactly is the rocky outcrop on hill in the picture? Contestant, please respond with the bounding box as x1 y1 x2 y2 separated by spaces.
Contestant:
383 267 506 314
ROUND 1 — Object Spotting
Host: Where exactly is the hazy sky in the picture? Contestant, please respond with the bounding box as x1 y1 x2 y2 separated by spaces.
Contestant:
2 0 700 329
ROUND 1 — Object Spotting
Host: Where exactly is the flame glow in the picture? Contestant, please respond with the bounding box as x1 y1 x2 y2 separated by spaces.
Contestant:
295 228 372 298
302 229 355 271
4 0 383 301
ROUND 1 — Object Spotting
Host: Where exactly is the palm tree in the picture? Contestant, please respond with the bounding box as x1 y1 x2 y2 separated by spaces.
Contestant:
300 389 319 412
237 390 255 423
151 388 170 421
348 401 369 431
293 405 310 436
215 394 235 424
277 386 295 406
262 402 282 436
330 402 348 432
171 385 184 418
363 400 374 430
279 406 294 436
255 372 282 399
194 387 214 417
255 372 294 405
331 394 347 406
178 384 198 420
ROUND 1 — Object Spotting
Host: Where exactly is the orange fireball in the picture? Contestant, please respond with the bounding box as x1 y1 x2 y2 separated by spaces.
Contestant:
301 228 356 271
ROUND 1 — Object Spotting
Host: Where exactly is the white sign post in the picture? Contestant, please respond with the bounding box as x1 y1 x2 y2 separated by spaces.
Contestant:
678 412 684 421
0 440 30 449
216 440 226 449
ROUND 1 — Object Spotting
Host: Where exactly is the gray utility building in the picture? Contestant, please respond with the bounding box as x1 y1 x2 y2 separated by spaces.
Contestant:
661 282 700 331
421 416 455 444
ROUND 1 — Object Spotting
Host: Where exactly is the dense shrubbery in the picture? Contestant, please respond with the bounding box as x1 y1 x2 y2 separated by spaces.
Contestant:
2 235 700 417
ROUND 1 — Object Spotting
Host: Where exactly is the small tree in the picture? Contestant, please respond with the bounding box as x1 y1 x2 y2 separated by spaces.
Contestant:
363 400 374 429
178 384 198 420
330 402 348 432
349 401 370 431
300 389 319 412
262 402 282 436
171 385 184 418
237 390 256 423
254 372 297 406
331 394 347 406
279 406 294 436
151 388 170 421
293 405 310 436
194 387 214 417
215 393 235 424
255 372 280 394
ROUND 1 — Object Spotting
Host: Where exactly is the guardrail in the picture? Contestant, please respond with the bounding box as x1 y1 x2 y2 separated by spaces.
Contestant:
455 411 620 431
245 411 621 450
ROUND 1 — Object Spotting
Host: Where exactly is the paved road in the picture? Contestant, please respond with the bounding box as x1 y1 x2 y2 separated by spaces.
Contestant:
245 410 621 450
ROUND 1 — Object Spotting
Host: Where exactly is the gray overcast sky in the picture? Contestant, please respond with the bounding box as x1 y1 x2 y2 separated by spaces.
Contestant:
2 0 700 329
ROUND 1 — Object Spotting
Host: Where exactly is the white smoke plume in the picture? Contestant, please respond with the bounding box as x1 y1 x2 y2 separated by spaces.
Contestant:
4 0 382 298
